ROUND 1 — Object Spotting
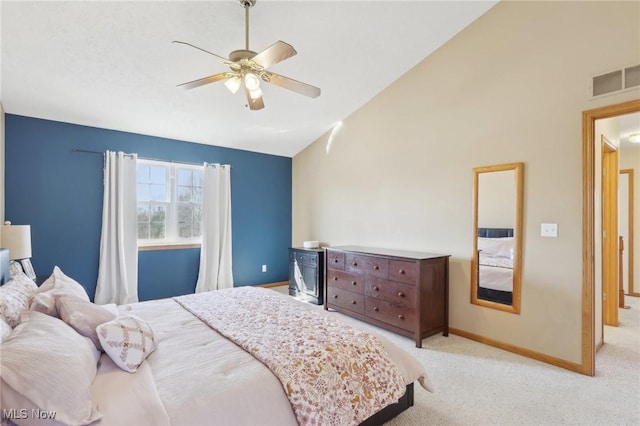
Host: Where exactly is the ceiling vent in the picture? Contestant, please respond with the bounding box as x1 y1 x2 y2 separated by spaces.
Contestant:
592 64 640 98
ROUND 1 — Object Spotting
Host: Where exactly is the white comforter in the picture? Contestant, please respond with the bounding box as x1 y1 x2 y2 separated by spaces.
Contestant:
479 254 513 292
91 292 430 425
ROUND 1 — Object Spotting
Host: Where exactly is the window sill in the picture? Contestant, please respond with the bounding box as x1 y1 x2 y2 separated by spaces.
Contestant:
138 243 201 252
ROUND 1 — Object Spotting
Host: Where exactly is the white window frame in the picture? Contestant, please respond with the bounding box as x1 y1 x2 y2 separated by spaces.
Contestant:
137 159 203 249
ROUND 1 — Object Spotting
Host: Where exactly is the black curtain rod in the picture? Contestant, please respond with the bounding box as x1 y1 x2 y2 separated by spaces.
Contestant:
71 148 230 168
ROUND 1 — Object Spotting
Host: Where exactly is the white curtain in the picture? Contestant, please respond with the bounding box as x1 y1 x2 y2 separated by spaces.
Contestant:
95 151 138 304
195 163 233 292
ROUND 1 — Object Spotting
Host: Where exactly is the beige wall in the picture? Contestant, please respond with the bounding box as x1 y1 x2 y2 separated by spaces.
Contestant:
620 143 640 297
293 1 640 364
478 170 516 229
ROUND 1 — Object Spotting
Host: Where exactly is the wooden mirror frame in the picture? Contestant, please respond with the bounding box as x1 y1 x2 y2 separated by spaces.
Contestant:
471 162 524 314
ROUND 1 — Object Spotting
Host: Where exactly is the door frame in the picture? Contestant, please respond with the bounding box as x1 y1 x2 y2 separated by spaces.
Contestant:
601 137 618 328
582 99 640 376
619 168 637 297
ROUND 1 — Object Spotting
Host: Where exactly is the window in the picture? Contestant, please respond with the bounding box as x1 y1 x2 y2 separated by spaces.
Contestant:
137 160 203 247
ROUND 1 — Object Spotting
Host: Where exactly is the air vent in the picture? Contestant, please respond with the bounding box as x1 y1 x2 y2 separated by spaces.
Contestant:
592 64 640 98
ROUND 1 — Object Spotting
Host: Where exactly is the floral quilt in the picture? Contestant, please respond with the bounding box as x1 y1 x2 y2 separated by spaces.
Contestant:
174 287 406 426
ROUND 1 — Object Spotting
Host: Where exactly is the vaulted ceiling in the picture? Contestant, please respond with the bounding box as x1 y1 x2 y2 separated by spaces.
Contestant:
1 1 498 157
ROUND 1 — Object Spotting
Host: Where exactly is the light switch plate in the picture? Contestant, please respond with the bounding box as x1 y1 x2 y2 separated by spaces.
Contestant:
541 223 558 237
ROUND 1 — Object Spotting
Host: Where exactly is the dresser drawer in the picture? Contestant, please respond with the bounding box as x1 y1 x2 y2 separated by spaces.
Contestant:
293 251 317 265
365 278 416 309
388 260 419 285
346 254 388 278
326 270 364 294
327 287 365 315
326 251 345 270
365 298 416 332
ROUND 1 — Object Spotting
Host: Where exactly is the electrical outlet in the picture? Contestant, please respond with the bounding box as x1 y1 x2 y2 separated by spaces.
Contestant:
261 264 267 272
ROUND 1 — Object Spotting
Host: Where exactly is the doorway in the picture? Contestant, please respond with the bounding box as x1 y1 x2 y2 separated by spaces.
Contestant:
619 169 637 297
601 137 618 329
582 99 640 376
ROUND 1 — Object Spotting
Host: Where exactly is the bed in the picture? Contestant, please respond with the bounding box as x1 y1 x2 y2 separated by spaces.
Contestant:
0 251 431 426
477 228 514 305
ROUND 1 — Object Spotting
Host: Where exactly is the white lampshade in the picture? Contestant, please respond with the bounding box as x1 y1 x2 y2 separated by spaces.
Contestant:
244 72 261 91
0 225 32 260
224 76 242 94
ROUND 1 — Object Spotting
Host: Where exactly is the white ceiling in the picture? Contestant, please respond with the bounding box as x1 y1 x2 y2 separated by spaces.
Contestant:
615 112 640 148
0 0 498 157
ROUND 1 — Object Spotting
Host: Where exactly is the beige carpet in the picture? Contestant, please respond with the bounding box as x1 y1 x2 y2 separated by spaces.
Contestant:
274 286 640 425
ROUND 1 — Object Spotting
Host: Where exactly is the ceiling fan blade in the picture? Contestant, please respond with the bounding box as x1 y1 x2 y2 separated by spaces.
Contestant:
177 73 230 90
264 72 321 98
251 41 297 69
244 86 265 110
172 41 228 63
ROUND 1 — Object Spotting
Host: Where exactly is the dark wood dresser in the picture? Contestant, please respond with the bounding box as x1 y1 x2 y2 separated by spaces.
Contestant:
324 246 450 348
288 247 325 305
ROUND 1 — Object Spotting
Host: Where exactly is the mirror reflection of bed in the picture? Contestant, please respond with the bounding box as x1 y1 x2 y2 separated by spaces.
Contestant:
471 162 523 314
477 227 514 305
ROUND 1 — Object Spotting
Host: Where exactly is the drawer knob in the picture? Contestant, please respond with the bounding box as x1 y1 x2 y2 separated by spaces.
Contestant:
333 276 338 281
399 269 405 275
352 281 357 286
333 259 339 263
398 314 405 320
333 294 338 299
373 265 379 270
397 291 404 297
352 262 358 266
373 307 379 312
351 300 357 305
373 286 379 292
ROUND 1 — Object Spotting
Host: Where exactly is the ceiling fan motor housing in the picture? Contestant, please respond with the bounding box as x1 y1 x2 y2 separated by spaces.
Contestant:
229 49 257 62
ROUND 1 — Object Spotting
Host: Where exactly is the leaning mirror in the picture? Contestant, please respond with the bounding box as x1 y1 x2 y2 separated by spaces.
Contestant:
471 162 523 314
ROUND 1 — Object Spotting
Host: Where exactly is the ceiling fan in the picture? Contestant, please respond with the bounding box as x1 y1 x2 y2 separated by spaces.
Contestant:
173 0 321 111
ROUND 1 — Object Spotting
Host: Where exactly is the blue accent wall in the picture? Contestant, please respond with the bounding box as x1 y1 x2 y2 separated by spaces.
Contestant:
4 114 291 301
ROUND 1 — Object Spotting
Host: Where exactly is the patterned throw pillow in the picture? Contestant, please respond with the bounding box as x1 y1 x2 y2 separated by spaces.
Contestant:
97 314 158 373
0 271 38 327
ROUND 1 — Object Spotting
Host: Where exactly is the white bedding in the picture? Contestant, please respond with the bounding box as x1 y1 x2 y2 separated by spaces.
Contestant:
1 288 429 425
478 254 513 292
91 292 429 425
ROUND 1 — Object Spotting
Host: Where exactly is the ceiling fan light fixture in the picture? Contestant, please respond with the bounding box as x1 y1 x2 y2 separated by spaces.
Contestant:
173 0 320 110
244 72 261 91
629 133 640 143
224 76 242 94
248 87 263 100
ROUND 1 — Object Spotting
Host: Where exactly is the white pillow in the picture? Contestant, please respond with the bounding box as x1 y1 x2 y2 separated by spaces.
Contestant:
97 314 158 373
478 237 514 259
0 270 38 327
496 238 515 259
56 295 118 351
0 310 102 425
30 266 90 317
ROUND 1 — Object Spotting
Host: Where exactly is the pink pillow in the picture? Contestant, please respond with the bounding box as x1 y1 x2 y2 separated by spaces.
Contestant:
30 266 90 317
56 295 118 351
